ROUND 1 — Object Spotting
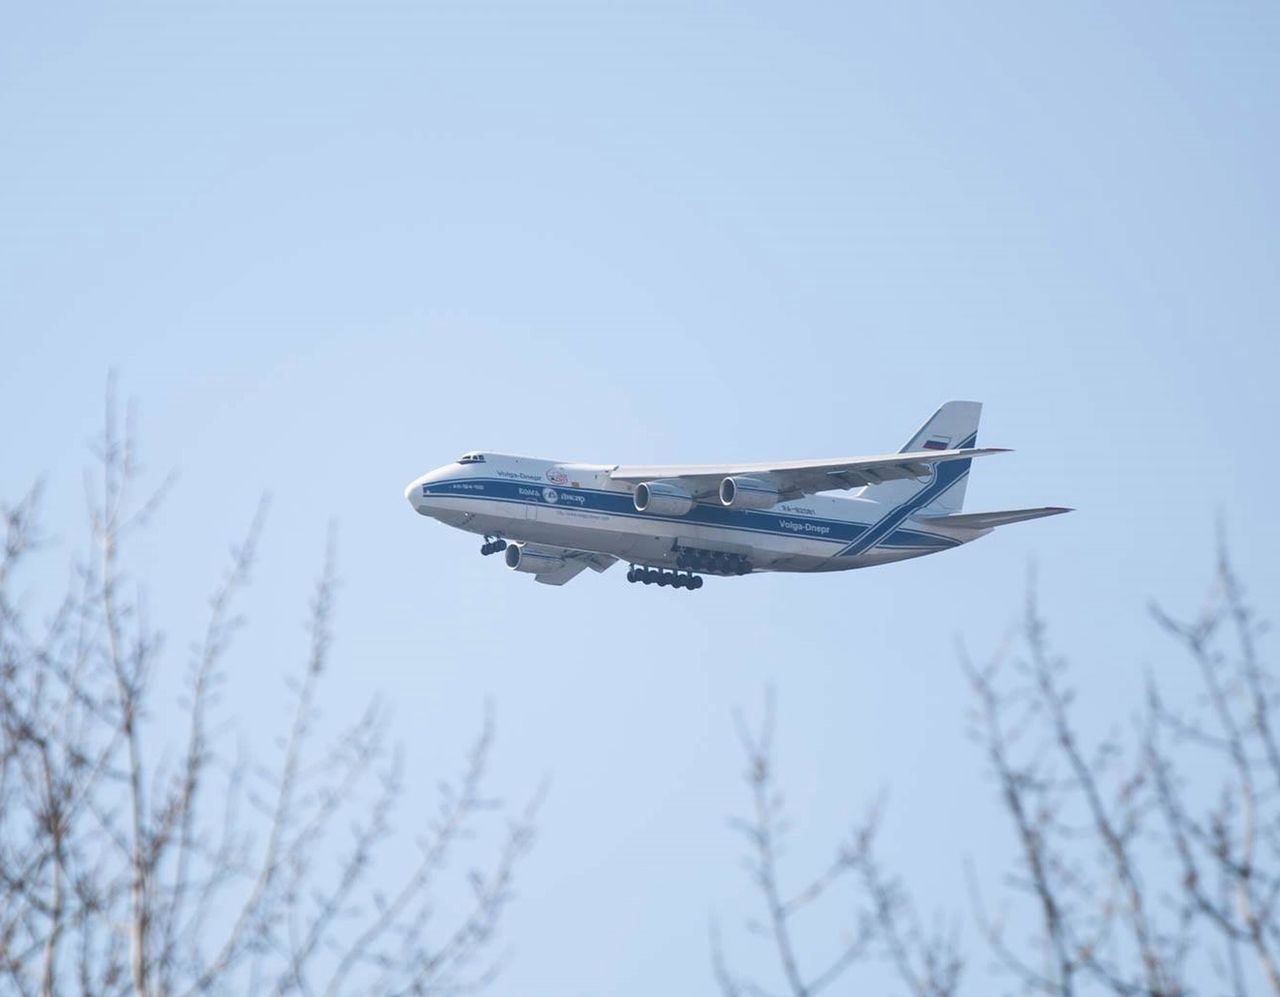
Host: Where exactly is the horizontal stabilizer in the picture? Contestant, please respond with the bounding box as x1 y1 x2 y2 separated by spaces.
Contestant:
914 507 1072 531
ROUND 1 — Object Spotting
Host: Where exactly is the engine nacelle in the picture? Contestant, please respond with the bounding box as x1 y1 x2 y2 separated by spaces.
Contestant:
504 543 565 574
719 475 780 510
633 480 694 516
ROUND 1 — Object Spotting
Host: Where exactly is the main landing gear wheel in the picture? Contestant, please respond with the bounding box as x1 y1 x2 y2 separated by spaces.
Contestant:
675 547 751 576
480 538 508 556
627 566 703 591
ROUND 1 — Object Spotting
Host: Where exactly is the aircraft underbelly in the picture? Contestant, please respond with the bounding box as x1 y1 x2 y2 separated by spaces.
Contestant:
430 495 841 571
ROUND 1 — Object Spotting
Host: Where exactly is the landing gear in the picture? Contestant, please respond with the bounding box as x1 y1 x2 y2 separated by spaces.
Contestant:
676 547 751 575
480 537 508 556
627 565 703 590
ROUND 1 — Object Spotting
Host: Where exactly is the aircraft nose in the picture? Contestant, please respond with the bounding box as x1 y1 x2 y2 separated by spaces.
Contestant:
406 468 448 516
405 476 425 510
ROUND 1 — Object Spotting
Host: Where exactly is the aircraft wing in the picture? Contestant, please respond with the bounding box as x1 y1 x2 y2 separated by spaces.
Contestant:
608 447 1008 500
528 547 618 586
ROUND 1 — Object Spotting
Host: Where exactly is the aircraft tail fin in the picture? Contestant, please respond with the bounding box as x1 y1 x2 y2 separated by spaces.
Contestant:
868 401 983 516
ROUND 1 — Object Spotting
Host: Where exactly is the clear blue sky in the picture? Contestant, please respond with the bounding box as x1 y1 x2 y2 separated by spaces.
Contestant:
2 2 1277 992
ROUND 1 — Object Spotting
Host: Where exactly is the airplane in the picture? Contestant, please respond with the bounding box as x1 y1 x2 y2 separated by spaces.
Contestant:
403 401 1069 590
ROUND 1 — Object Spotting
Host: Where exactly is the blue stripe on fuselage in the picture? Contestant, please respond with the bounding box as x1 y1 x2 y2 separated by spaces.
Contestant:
418 475 961 553
835 432 976 557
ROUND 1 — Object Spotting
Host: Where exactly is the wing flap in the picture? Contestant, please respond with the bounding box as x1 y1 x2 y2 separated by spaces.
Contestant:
523 546 618 586
534 562 590 586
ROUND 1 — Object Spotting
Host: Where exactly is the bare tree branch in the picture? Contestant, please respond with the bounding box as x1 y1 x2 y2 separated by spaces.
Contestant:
0 381 539 996
715 690 948 997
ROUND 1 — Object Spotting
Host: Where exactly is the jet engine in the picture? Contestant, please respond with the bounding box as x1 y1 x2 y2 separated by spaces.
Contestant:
719 475 780 510
504 543 565 573
633 480 695 516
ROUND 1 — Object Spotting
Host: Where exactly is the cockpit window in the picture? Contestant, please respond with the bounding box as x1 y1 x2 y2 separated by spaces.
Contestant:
456 452 486 464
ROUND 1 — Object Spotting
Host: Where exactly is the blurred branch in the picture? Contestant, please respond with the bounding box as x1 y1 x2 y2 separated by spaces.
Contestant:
0 380 538 996
715 691 957 997
717 542 1280 997
1145 540 1280 993
964 588 1191 995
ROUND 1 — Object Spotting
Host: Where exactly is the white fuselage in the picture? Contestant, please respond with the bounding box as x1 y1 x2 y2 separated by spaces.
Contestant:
405 453 988 574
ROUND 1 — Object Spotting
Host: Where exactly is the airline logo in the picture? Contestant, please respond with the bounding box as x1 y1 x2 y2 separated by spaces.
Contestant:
546 469 569 485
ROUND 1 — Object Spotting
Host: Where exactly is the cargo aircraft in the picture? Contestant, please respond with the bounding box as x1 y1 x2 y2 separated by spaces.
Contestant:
404 402 1069 589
